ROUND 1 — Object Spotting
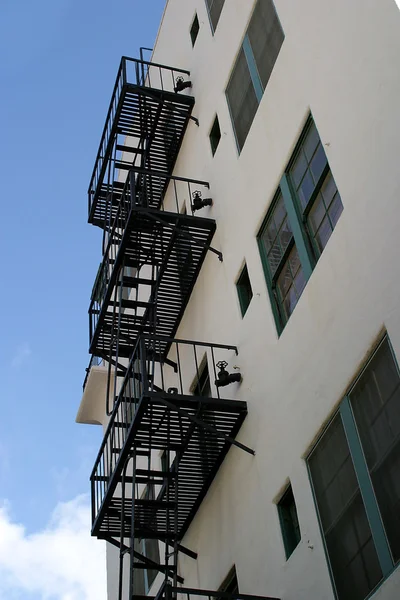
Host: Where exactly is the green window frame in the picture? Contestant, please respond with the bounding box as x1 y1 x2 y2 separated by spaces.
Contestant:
308 336 400 600
277 484 301 559
236 263 253 317
225 0 284 152
257 115 343 333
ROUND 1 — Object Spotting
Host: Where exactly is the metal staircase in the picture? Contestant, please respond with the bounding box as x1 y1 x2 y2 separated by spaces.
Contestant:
83 55 280 600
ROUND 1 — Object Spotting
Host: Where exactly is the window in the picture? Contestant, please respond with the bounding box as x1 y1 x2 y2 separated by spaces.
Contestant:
236 264 253 317
209 115 221 156
226 0 284 151
277 485 301 559
219 566 239 594
193 361 211 397
205 0 225 32
190 14 200 47
258 191 306 328
288 119 343 257
308 336 400 600
257 115 343 332
136 485 160 593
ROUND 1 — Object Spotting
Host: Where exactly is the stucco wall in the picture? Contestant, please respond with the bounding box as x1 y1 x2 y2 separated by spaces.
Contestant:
147 1 400 599
101 0 400 598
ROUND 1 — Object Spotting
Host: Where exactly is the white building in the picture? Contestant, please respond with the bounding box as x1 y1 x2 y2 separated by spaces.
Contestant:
77 1 400 600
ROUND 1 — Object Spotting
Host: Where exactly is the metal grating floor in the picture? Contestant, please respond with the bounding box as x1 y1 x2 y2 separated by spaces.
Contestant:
93 393 247 541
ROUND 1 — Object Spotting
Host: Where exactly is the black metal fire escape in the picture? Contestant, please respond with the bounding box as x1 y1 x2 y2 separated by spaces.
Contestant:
84 56 280 600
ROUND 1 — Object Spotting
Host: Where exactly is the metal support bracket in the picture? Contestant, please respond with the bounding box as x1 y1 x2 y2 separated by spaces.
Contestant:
144 211 223 262
159 398 255 456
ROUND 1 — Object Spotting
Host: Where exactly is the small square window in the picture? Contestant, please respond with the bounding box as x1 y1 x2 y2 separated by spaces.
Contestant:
277 485 301 559
236 264 253 317
209 115 221 156
190 14 200 47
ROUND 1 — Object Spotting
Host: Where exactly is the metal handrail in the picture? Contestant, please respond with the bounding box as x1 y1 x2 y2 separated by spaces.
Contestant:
88 56 191 218
88 168 211 344
89 335 239 523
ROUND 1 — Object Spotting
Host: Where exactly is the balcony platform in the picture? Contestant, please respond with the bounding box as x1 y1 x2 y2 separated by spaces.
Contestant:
91 391 248 541
89 208 216 359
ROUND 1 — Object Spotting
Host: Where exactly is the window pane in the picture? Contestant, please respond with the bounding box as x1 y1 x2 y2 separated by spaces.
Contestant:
206 0 225 31
350 339 400 562
314 215 333 252
291 151 307 188
226 48 258 150
289 118 343 256
303 121 319 161
306 170 343 255
260 194 293 278
310 143 328 184
309 415 382 600
247 0 284 90
328 192 344 228
276 246 305 321
297 171 314 210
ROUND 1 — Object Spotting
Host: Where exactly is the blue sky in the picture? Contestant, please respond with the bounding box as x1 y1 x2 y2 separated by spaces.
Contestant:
0 0 165 597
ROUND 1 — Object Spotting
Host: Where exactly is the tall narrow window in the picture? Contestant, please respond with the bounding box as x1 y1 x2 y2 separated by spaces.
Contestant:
226 0 284 151
209 115 221 156
205 0 225 32
277 485 301 559
193 361 211 397
236 264 253 317
288 119 343 257
140 485 160 592
219 566 239 594
308 336 400 600
258 191 306 328
190 14 200 46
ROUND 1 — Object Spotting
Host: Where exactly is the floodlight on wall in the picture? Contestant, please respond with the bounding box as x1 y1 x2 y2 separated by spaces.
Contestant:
174 76 192 93
191 191 213 212
215 361 242 388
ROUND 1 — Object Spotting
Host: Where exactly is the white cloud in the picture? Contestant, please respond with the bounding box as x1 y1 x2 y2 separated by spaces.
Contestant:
10 342 32 368
0 495 106 600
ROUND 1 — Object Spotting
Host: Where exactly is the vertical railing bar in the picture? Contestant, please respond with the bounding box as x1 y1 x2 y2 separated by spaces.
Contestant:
175 342 184 395
210 346 220 399
193 344 200 392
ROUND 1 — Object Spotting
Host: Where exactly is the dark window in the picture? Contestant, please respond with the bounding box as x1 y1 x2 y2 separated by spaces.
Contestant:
141 485 160 592
288 119 343 257
205 0 225 32
219 566 239 594
246 0 285 89
277 485 301 559
209 115 221 156
226 47 258 152
308 336 400 600
190 14 200 46
226 0 284 151
257 115 343 333
236 264 253 317
193 361 211 397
